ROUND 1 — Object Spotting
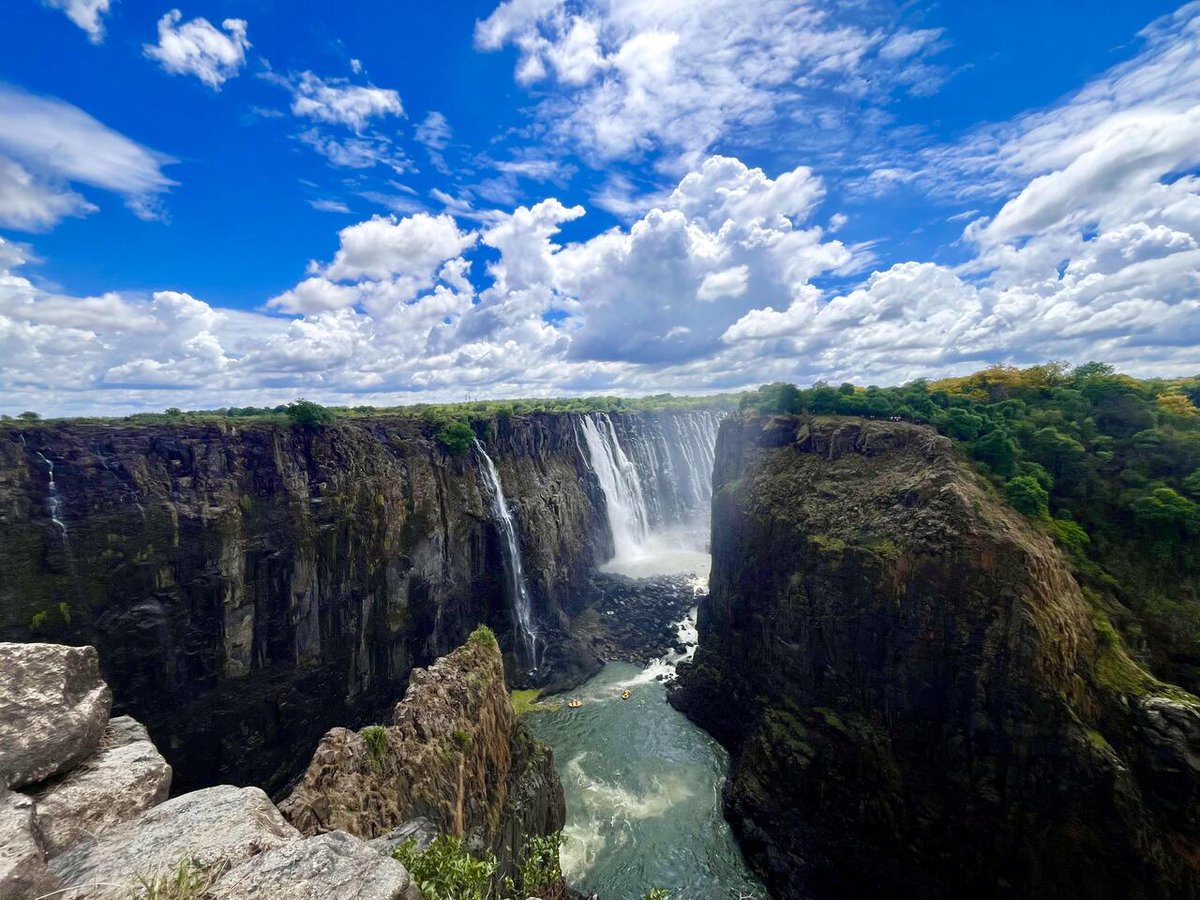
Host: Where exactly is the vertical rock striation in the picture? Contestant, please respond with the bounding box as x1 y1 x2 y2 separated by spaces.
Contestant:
675 414 1200 899
0 416 608 792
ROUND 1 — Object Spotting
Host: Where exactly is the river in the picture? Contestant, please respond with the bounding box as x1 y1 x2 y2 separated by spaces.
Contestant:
525 550 766 900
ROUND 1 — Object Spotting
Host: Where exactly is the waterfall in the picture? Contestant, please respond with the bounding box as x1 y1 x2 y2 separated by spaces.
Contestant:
36 451 68 539
579 410 723 573
474 439 538 669
578 414 651 558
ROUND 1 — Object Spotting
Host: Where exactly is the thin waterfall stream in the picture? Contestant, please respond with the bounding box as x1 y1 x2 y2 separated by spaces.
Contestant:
474 438 539 670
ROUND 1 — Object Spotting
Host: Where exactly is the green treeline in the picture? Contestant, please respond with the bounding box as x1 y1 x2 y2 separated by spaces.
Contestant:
743 361 1200 691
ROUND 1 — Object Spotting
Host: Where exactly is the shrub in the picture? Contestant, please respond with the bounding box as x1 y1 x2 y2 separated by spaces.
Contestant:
469 624 497 647
518 832 564 897
1005 475 1049 519
361 725 389 773
284 398 335 426
435 420 476 456
17 410 40 421
393 835 496 900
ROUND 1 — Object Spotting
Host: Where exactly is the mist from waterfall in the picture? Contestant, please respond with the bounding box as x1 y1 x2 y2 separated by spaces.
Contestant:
474 439 538 670
579 410 722 578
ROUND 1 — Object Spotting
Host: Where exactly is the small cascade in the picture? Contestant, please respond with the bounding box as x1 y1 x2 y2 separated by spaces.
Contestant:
578 414 652 558
474 439 538 669
36 451 68 539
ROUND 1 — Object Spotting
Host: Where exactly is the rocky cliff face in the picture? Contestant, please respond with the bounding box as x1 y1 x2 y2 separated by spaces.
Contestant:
675 415 1200 899
279 628 565 892
0 414 613 793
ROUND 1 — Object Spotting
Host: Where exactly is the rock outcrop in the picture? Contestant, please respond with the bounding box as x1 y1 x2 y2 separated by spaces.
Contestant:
0 639 433 900
28 715 172 857
209 830 423 900
280 628 566 891
674 415 1200 899
0 790 60 899
0 643 112 789
49 784 299 899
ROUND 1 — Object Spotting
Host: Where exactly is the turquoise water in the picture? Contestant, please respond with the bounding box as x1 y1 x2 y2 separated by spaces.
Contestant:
526 661 766 900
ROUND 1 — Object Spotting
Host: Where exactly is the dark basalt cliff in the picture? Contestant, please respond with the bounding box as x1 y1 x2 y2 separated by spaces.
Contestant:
674 415 1200 899
0 414 612 794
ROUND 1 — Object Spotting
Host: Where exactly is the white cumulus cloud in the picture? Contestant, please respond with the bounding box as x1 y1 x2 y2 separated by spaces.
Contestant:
287 72 403 132
144 10 251 90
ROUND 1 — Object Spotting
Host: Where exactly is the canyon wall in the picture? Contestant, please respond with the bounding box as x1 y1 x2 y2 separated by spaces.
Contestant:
675 414 1200 899
0 409 715 794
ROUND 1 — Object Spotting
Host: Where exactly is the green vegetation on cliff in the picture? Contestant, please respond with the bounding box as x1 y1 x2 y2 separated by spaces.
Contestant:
741 362 1200 692
393 831 568 900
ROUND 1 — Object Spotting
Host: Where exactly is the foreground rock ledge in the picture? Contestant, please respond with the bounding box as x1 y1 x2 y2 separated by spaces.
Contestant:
0 643 112 790
209 830 423 900
49 785 299 899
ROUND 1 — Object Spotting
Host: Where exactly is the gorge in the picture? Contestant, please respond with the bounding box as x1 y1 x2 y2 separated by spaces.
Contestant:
2 374 1199 899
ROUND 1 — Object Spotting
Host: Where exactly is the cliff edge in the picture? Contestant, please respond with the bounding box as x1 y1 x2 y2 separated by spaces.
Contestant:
674 415 1200 899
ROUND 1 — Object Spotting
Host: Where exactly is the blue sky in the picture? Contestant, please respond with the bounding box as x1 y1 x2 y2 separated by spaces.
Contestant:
1 0 1197 414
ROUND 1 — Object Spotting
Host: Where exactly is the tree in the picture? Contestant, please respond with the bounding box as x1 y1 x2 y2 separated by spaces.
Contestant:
971 427 1019 476
435 420 475 456
1130 487 1200 537
1157 392 1200 421
284 398 334 426
17 411 40 421
940 407 984 441
164 407 183 418
1005 476 1050 518
1184 469 1200 498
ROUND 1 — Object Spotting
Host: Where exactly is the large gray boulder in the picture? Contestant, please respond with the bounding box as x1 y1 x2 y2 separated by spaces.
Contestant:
49 785 299 898
0 643 112 789
28 716 173 857
0 790 61 900
210 830 423 899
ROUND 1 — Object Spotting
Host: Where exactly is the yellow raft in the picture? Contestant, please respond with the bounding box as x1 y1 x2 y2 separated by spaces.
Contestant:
567 699 583 709
620 690 632 700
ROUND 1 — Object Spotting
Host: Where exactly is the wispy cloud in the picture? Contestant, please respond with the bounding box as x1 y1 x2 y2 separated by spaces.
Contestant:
0 85 176 227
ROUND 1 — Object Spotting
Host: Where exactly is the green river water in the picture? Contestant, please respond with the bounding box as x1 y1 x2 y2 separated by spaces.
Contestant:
525 660 767 900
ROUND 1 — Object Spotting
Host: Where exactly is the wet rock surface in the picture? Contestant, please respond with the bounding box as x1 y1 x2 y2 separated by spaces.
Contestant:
0 642 112 789
531 572 701 696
